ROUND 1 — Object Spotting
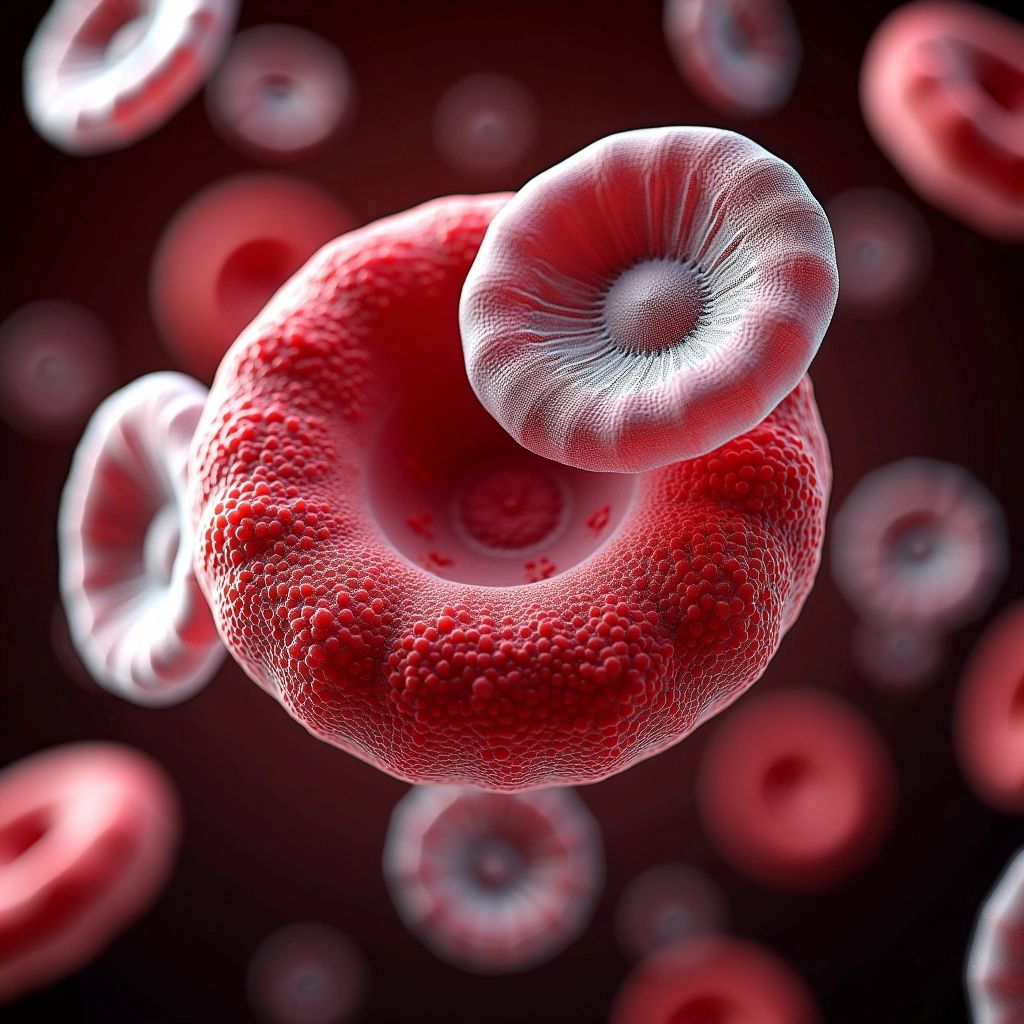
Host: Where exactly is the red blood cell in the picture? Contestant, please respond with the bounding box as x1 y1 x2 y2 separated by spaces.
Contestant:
696 689 896 890
58 372 224 706
966 846 1024 1024
23 0 238 155
382 785 602 973
831 458 1007 632
207 25 355 163
188 191 831 791
0 301 116 439
0 743 179 1003
150 174 353 381
954 602 1024 813
459 127 837 474
610 935 821 1024
860 2 1024 240
663 0 802 117
851 620 944 692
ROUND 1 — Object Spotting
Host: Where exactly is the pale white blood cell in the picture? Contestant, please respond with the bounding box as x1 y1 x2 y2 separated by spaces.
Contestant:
58 372 225 705
460 126 838 473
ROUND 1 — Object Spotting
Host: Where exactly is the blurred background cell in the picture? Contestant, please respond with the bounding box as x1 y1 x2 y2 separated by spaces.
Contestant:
149 173 353 381
615 863 728 961
383 786 604 973
433 73 538 174
954 601 1024 813
23 0 238 155
0 743 180 1004
860 1 1024 240
207 24 355 163
851 620 945 692
827 187 931 315
246 923 365 1024
662 0 802 116
0 301 115 440
696 689 897 890
831 458 1007 632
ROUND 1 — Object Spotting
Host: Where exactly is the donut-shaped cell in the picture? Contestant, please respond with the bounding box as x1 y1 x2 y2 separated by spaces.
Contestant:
382 785 603 973
59 371 224 706
954 602 1024 813
966 846 1024 1024
151 174 353 381
663 0 802 117
189 192 831 790
460 127 837 474
207 25 355 163
860 2 1024 240
24 0 237 155
831 458 1007 632
851 621 944 692
0 743 179 1003
610 936 821 1024
696 689 896 890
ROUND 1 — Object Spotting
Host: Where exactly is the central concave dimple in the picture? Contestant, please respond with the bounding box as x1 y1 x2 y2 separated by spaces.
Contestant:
604 258 705 355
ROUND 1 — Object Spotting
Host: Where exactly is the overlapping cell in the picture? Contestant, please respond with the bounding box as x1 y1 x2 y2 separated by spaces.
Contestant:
0 743 179 1003
382 785 602 973
188 191 831 790
59 372 224 706
860 2 1024 240
696 689 896 890
663 0 802 116
460 127 837 474
207 25 355 162
24 0 238 155
831 458 1006 632
151 174 352 381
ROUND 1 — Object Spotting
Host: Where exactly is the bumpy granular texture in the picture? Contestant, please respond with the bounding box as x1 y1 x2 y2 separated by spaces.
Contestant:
190 193 831 790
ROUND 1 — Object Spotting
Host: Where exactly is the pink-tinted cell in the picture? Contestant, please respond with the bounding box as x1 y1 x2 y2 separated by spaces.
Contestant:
954 602 1024 813
460 127 837 474
663 0 802 117
382 785 603 973
23 0 238 155
851 620 945 692
150 174 353 381
860 2 1024 240
207 25 355 163
831 458 1007 632
696 689 896 890
0 301 116 439
0 743 179 1003
433 73 538 174
188 192 831 790
246 923 365 1024
615 863 727 961
610 935 821 1024
966 846 1024 1024
827 188 931 314
59 372 224 706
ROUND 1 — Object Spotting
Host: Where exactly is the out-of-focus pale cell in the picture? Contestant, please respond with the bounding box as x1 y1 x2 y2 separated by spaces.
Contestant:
610 935 822 1024
0 743 180 1003
460 126 838 473
860 2 1024 240
663 0 802 116
851 621 945 692
58 371 225 706
150 174 353 381
0 301 115 439
433 73 538 173
831 459 1007 632
827 188 931 314
966 847 1024 1024
24 0 238 155
615 863 728 961
207 25 355 163
955 602 1024 814
383 785 603 973
246 923 365 1024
